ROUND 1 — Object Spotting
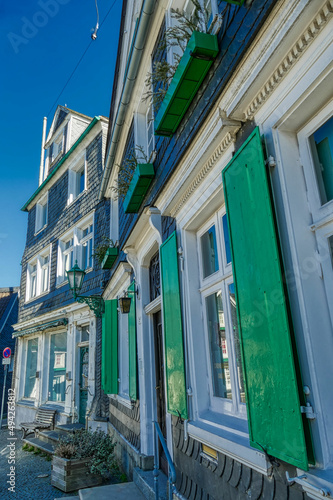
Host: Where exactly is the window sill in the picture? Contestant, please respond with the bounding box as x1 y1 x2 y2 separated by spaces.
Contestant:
34 224 47 236
187 412 270 475
25 289 50 304
17 399 36 407
66 189 86 208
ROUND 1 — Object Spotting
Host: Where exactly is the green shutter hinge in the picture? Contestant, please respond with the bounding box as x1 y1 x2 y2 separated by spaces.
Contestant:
300 402 316 420
265 156 276 169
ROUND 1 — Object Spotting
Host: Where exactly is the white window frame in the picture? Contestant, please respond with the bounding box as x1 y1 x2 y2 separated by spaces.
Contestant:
197 210 246 419
57 214 94 286
297 103 333 331
48 331 67 403
35 193 48 234
24 336 39 400
68 151 87 205
51 130 64 164
166 0 219 66
26 247 51 301
78 220 94 272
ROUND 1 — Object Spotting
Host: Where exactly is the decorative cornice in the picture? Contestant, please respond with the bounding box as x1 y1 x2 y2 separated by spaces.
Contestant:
244 0 333 120
171 131 237 217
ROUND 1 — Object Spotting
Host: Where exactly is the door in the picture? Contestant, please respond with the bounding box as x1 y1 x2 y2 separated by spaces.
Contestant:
79 347 89 425
154 311 168 475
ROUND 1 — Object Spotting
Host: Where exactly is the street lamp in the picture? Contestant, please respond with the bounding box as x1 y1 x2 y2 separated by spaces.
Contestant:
118 284 139 314
66 261 104 317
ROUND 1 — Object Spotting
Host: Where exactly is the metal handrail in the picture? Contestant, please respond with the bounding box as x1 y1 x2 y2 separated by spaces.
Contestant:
153 421 176 500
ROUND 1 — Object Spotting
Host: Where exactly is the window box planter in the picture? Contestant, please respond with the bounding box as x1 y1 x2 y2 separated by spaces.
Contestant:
154 31 219 137
224 0 245 5
101 247 119 269
51 456 102 492
123 163 155 214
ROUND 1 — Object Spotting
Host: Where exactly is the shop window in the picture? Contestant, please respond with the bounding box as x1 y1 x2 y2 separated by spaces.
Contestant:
48 332 67 402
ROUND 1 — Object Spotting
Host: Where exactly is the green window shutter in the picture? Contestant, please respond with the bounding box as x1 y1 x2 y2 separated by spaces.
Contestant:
160 232 188 419
128 282 137 401
101 299 118 394
222 127 310 470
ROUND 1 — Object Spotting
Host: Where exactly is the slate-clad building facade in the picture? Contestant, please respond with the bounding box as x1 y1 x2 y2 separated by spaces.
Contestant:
13 106 110 430
99 0 333 498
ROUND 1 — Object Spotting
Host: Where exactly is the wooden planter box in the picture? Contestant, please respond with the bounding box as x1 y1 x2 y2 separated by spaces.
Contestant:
101 247 119 269
154 31 219 137
51 456 103 492
123 163 155 213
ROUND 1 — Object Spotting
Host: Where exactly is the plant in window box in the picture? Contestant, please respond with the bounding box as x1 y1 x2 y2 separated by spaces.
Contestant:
93 237 118 269
52 429 119 492
113 145 155 214
144 0 219 137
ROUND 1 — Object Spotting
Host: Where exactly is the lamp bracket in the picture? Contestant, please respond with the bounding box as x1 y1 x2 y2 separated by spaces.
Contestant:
76 295 105 318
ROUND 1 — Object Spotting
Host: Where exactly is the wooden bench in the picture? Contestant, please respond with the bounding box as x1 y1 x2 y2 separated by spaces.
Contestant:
21 408 57 439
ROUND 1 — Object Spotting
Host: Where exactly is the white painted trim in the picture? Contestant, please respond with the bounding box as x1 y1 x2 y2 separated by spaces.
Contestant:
187 420 269 475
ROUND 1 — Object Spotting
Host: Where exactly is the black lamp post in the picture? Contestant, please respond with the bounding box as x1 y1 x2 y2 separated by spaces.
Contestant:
66 260 104 317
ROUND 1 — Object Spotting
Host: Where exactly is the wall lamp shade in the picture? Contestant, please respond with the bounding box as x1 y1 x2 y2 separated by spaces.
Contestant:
119 296 132 314
66 261 86 299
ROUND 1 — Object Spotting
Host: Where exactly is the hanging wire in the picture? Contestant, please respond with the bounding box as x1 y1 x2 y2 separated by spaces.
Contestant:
47 0 118 118
91 0 100 40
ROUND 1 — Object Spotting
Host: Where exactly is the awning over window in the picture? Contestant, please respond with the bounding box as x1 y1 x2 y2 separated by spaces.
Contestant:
13 318 68 338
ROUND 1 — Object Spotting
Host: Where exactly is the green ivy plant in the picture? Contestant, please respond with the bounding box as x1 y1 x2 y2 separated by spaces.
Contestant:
144 0 212 108
113 145 148 199
92 236 117 265
54 429 118 478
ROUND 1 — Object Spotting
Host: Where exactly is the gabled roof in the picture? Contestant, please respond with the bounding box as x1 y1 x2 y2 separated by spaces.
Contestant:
45 105 92 146
21 116 102 212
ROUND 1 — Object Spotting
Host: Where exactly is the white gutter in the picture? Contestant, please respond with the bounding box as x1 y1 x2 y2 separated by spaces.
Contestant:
99 0 157 199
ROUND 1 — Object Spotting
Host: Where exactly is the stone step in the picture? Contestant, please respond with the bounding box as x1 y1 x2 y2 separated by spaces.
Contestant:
39 429 68 445
134 467 168 500
55 423 85 433
54 497 78 500
23 436 55 455
78 482 146 500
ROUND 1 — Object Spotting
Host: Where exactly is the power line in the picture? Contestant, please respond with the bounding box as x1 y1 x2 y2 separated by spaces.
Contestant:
47 0 119 118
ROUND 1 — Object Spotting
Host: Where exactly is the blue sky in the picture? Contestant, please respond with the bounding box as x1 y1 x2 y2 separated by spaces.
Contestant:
0 0 122 287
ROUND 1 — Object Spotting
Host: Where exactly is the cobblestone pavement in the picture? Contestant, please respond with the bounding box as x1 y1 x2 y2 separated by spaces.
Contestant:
0 428 78 500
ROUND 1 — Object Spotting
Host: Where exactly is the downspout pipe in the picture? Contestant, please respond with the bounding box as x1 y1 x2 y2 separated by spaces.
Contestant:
99 0 157 200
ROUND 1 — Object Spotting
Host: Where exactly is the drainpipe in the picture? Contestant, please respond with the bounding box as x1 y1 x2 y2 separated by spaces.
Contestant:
39 117 47 186
99 0 157 200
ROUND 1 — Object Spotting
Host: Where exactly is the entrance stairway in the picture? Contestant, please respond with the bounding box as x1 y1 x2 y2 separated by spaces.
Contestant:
22 422 84 455
54 469 170 500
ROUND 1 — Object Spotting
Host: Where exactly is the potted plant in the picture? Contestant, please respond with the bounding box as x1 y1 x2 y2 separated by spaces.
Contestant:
144 0 219 137
93 237 118 269
52 429 118 492
113 145 154 214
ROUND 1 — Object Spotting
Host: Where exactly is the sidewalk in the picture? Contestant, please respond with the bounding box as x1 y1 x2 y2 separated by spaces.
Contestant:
0 428 78 499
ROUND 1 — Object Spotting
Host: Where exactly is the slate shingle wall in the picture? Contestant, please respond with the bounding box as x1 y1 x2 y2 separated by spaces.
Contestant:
19 129 110 323
173 418 309 500
116 0 276 249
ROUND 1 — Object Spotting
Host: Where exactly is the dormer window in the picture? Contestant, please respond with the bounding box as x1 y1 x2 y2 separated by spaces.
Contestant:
68 152 86 204
35 194 48 233
51 131 64 164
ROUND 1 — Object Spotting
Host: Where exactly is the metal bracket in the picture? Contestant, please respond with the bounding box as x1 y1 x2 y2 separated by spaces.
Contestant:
286 472 330 497
300 402 316 419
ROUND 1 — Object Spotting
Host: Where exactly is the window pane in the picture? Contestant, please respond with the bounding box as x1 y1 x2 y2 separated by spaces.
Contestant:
30 271 37 298
41 203 47 227
228 283 246 403
205 291 232 400
222 214 232 264
201 225 219 278
24 338 38 398
310 115 333 205
79 168 85 194
49 332 67 402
